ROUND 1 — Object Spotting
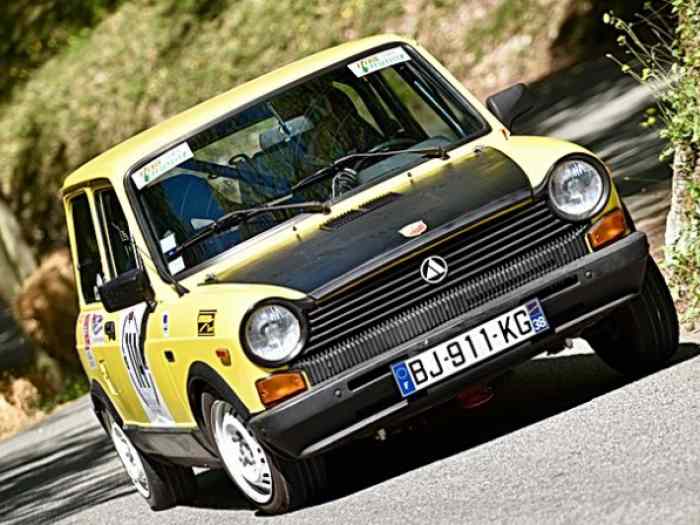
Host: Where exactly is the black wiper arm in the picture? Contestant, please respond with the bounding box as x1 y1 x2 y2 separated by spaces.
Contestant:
291 146 450 193
171 201 331 258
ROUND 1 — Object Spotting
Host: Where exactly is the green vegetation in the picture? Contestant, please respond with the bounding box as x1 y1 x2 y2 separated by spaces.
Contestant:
37 369 89 412
606 1 700 326
0 0 627 255
0 0 121 100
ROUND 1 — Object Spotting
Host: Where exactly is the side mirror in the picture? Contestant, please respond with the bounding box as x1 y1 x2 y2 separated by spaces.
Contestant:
485 83 536 131
98 268 154 313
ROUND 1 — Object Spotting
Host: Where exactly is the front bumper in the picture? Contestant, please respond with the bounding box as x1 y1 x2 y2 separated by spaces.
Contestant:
249 232 649 459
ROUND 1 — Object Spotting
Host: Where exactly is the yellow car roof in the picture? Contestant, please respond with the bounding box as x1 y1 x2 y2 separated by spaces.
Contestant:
62 34 413 192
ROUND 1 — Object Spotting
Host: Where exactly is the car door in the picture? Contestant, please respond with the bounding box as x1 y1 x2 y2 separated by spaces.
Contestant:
68 190 141 422
94 186 188 426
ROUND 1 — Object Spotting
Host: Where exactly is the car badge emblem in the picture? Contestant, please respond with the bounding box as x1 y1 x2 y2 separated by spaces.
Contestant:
420 255 448 284
399 220 428 238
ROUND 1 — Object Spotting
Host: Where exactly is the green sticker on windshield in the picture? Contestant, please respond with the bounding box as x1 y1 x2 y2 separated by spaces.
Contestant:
348 47 411 78
132 143 193 190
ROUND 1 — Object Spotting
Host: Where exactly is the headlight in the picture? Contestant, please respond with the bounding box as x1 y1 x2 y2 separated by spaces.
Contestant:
548 159 608 220
243 303 305 366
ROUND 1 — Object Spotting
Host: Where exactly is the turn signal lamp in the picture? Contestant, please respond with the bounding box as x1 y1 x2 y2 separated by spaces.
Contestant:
215 348 232 366
256 372 307 407
588 209 627 250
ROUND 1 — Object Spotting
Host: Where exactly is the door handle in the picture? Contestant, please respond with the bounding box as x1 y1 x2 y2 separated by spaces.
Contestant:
105 321 116 341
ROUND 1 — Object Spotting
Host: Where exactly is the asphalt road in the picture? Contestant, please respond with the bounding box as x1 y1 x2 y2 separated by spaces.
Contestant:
1 341 699 524
2 58 699 524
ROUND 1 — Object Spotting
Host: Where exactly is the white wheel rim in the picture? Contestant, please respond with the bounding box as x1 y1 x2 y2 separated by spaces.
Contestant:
212 400 273 504
109 420 151 498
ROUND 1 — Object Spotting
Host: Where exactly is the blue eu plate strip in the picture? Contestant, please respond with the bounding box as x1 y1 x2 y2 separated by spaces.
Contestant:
391 362 416 397
526 299 549 334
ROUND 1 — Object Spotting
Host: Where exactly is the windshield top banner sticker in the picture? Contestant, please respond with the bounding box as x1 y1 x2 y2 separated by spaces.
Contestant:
120 303 175 425
348 47 411 78
132 142 193 190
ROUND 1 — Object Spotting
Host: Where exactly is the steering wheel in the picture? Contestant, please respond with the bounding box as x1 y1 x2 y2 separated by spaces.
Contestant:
352 137 417 171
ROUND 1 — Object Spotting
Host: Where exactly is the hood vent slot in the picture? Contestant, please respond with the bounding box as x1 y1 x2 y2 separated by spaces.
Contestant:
321 192 401 231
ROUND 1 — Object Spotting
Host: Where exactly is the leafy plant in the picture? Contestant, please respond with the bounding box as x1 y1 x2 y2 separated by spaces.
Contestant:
0 0 122 100
605 1 700 327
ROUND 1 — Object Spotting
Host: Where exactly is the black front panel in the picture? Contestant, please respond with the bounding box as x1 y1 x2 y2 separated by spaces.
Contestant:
217 147 531 295
294 199 589 384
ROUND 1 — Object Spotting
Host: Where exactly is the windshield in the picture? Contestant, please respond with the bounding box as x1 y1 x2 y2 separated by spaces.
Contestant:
135 45 487 275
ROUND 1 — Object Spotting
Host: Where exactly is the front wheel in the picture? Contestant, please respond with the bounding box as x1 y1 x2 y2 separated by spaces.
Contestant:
204 394 326 514
102 410 197 510
585 257 679 376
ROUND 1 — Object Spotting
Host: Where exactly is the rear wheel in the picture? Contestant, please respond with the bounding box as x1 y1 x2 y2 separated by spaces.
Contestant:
585 257 679 376
102 410 197 510
203 393 326 514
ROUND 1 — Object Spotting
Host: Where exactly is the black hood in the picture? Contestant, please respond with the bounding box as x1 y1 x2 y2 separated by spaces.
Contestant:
218 147 532 299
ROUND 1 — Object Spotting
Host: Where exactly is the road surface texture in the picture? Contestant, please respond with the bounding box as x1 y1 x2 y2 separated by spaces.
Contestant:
1 58 698 524
1 341 699 524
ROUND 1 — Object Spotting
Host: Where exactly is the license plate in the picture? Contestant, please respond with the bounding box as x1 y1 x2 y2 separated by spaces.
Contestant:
391 299 549 398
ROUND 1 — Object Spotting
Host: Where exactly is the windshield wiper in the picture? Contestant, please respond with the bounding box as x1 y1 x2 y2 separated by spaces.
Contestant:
291 146 450 193
171 201 331 258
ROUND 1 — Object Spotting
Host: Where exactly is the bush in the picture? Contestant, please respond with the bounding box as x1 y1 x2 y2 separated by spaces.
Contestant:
14 248 79 369
0 0 121 100
605 1 700 326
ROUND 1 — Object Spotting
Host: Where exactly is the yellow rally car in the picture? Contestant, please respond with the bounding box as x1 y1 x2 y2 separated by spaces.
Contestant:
63 35 679 514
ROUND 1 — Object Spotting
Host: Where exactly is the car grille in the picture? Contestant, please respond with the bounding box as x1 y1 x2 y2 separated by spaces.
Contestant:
294 199 589 384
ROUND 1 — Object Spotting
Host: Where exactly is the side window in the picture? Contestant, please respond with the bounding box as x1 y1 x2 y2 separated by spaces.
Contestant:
97 189 138 278
71 194 103 303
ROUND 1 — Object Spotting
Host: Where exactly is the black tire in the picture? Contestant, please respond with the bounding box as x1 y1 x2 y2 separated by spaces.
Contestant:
100 410 197 510
201 391 327 514
585 257 679 376
261 452 327 515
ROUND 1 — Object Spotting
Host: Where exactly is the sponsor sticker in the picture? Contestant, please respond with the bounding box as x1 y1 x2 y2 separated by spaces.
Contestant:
159 233 176 254
160 233 184 274
81 314 97 369
91 313 105 345
162 312 170 338
197 310 216 337
120 304 174 425
84 347 97 370
348 47 411 78
168 256 185 274
131 142 193 190
82 314 91 347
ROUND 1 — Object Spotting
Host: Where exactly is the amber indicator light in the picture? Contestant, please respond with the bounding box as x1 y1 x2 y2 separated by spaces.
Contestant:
215 348 231 366
256 372 307 407
588 209 627 250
